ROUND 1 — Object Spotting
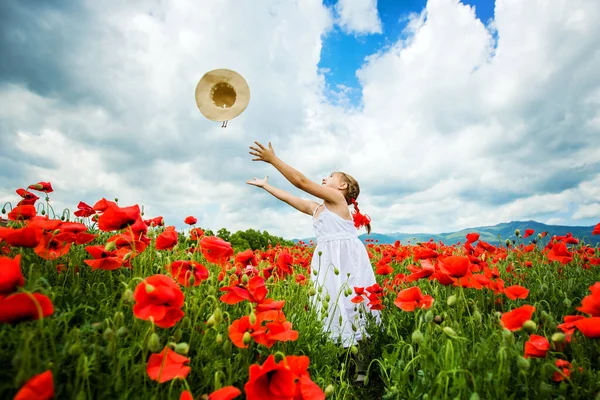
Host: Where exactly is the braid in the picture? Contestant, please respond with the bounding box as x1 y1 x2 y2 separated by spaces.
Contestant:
336 172 371 234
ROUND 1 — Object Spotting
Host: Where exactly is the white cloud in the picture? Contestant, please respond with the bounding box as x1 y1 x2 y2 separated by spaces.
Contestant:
335 0 382 35
1 0 599 240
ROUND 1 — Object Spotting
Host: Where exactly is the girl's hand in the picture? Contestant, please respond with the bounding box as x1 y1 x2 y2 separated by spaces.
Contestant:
249 141 276 164
246 176 269 188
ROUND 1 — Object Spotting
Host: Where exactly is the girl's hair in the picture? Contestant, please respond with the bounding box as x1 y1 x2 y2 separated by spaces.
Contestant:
336 172 372 234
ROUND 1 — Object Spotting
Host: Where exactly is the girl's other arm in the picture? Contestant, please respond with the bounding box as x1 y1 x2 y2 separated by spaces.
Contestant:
249 142 344 205
247 176 319 216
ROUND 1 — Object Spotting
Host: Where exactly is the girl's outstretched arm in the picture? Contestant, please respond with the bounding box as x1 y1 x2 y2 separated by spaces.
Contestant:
247 176 319 216
249 141 345 205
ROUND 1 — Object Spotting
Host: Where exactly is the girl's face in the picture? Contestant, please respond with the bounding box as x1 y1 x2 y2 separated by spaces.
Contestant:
322 173 347 190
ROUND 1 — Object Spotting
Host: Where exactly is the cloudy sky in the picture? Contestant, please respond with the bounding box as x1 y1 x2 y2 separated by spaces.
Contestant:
1 0 599 239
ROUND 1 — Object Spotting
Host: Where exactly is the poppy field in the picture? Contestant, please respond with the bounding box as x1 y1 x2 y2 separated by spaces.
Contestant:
1 183 600 400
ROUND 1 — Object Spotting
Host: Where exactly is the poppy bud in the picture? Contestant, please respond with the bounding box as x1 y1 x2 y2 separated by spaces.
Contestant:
412 329 424 345
502 329 514 344
188 275 195 286
551 332 566 344
443 327 458 338
117 326 129 338
325 294 331 302
148 333 161 352
145 284 155 293
308 287 316 296
325 384 335 398
447 295 457 307
175 342 189 355
334 267 339 275
114 198 119 202
563 298 571 308
213 308 223 324
318 251 323 256
174 328 183 342
216 333 223 345
242 274 249 284
249 312 257 325
104 241 117 252
505 239 511 247
1 208 5 214
473 310 482 324
313 269 318 276
242 332 252 345
318 286 323 294
350 345 358 355
537 233 543 240
114 311 124 327
323 301 329 311
339 315 343 325
517 356 530 371
522 320 536 333
352 323 357 332
424 310 434 323
69 343 82 356
469 393 481 400
515 229 520 237
106 341 116 356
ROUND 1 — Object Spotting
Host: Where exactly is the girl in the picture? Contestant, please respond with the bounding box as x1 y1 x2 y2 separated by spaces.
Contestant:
247 141 380 384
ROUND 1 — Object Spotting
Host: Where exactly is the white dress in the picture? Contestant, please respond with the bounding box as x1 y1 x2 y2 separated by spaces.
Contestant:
310 203 381 347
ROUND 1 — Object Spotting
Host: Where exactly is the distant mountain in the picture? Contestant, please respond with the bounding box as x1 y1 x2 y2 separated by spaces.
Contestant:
294 220 600 246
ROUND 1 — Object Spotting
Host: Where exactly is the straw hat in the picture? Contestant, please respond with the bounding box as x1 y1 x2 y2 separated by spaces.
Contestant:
194 69 250 124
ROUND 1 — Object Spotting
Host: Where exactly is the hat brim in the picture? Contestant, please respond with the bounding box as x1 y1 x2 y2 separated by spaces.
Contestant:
195 69 250 122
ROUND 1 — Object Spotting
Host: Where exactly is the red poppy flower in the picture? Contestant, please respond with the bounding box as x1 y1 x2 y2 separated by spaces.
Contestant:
147 347 190 383
190 228 204 240
0 254 24 295
167 260 209 287
405 260 435 282
0 226 41 247
8 205 37 221
577 283 600 316
523 229 535 238
524 334 549 358
95 199 141 232
28 182 53 193
34 231 72 260
220 276 268 305
180 390 193 400
14 370 54 400
438 256 470 278
144 216 165 227
547 242 573 264
0 292 54 323
208 386 242 400
593 223 600 235
200 236 234 265
375 263 394 275
275 250 294 278
84 245 129 271
255 299 285 312
156 226 178 250
574 317 600 338
465 232 479 243
244 355 324 400
552 360 573 382
184 216 197 225
74 201 95 218
133 275 185 328
15 188 40 206
393 286 434 312
234 249 257 267
229 315 264 348
500 305 535 331
504 285 529 300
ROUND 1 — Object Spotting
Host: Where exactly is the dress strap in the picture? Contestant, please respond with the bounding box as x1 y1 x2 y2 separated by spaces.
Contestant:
312 204 323 217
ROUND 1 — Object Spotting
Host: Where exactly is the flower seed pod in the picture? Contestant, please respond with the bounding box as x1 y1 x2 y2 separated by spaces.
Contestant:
517 356 530 371
325 384 335 398
424 310 434 323
551 332 566 344
103 328 115 342
116 326 129 339
145 284 155 293
242 274 249 284
148 333 161 352
242 332 252 345
175 342 189 355
104 241 117 252
216 333 223 345
411 329 424 345
522 320 536 333
443 327 458 338
447 295 457 307
515 229 520 237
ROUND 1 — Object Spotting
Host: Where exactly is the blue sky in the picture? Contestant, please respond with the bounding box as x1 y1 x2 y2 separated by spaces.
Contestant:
1 0 599 239
320 0 495 105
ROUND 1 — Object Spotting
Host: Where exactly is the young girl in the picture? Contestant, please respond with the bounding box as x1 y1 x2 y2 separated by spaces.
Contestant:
247 141 380 384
